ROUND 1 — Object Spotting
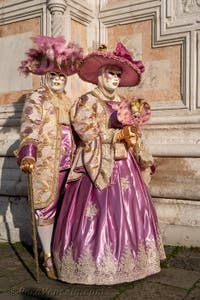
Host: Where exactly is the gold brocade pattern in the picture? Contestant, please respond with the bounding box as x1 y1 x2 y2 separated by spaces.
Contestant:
86 203 98 219
120 176 130 191
114 142 127 160
15 86 73 209
54 236 166 285
68 92 126 190
47 87 72 125
92 87 121 102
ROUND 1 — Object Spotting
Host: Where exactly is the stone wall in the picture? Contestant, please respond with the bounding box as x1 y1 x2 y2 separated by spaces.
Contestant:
0 0 199 246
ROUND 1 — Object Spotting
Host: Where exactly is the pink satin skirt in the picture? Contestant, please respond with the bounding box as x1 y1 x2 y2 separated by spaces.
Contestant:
53 152 165 285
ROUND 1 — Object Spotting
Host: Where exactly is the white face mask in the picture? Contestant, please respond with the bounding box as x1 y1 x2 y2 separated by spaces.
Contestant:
99 66 121 92
46 72 67 93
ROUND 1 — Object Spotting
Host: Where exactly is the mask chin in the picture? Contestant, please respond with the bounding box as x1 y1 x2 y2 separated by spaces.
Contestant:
49 84 65 93
105 80 119 91
100 77 119 92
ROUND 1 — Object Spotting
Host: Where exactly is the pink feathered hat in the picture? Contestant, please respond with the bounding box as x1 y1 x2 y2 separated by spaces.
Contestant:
19 35 83 76
78 42 144 87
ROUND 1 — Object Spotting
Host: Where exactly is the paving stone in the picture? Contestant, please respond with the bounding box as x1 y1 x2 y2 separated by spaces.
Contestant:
0 244 15 259
1 271 192 300
2 260 24 273
0 265 37 292
0 293 41 300
148 267 200 290
196 280 200 288
185 288 200 300
6 281 117 300
1 251 33 273
0 274 27 293
164 245 178 257
1 243 200 300
164 247 200 268
168 251 200 273
117 281 187 300
1 264 36 285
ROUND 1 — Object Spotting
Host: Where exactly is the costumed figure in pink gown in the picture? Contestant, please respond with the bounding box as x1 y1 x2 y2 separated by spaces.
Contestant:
15 35 83 279
53 42 166 285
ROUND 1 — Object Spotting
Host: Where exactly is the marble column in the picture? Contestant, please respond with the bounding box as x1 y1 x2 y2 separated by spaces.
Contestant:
47 0 67 37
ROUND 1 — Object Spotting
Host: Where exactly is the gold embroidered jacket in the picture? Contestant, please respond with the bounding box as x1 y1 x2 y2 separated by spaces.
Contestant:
15 86 75 209
68 92 127 190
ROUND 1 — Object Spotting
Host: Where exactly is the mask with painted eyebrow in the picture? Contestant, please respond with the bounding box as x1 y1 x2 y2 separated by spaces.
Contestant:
99 69 121 91
108 70 121 78
50 72 57 77
49 72 66 80
46 71 67 93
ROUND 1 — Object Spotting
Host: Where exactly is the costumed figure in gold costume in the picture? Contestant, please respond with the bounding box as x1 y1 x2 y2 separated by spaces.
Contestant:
15 35 83 279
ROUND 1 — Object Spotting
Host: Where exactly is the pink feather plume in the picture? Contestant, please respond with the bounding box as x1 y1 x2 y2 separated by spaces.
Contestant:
18 35 83 76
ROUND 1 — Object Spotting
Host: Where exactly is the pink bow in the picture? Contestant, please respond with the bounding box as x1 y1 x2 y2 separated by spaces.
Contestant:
114 42 145 73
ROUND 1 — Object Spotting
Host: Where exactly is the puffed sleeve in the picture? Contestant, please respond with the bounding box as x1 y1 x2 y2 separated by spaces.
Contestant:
15 90 43 164
70 94 99 142
70 93 117 189
71 93 118 144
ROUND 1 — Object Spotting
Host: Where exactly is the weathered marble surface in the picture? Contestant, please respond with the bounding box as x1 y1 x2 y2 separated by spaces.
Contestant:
150 157 200 200
153 198 200 247
108 20 181 104
0 196 31 243
0 0 200 247
0 32 32 94
0 13 41 104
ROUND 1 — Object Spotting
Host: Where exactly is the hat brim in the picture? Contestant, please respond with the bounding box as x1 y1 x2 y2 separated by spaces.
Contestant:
78 52 141 87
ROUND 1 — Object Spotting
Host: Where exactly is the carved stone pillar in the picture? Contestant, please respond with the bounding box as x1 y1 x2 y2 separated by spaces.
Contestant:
47 0 67 37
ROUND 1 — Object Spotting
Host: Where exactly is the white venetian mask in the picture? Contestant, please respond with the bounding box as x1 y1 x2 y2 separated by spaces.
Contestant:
46 71 67 93
98 66 122 92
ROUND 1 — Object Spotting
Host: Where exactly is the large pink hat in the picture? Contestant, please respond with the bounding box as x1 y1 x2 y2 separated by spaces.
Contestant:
78 42 144 87
19 35 83 76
